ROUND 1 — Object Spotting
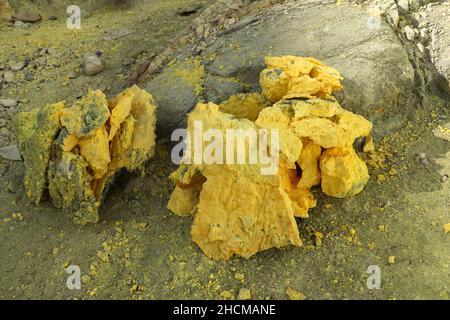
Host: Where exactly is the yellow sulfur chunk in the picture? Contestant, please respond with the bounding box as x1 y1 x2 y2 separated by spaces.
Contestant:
47 151 99 225
289 187 317 218
94 86 157 201
15 101 65 204
278 160 317 218
284 75 329 99
167 185 201 217
254 103 291 128
61 133 79 152
169 102 305 260
334 107 373 145
191 164 302 260
169 163 203 187
290 98 339 119
108 86 157 171
108 90 134 141
15 85 156 224
297 139 322 189
259 68 290 102
109 115 135 171
265 56 316 76
78 127 111 179
60 90 110 137
291 106 372 148
167 171 206 217
167 55 374 260
255 105 302 165
363 135 375 152
260 56 342 103
219 93 267 121
291 117 342 148
129 85 157 152
320 147 369 198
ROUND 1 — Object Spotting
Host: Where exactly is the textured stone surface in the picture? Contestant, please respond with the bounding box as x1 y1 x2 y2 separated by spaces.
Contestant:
145 0 415 139
168 56 373 260
145 58 205 137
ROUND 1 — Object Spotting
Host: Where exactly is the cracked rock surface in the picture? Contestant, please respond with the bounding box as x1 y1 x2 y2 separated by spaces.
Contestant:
146 0 416 139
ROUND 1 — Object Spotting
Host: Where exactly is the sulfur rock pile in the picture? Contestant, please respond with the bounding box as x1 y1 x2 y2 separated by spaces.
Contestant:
168 56 374 260
16 85 157 225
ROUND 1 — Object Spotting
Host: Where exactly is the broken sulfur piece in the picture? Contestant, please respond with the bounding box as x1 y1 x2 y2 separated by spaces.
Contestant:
168 56 374 260
16 85 157 225
260 56 343 102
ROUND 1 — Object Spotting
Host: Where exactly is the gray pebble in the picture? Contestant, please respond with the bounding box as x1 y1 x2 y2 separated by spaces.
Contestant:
417 43 425 54
9 61 26 72
67 71 79 79
418 152 426 159
0 127 10 137
404 26 415 41
397 0 409 14
3 71 15 83
83 54 105 76
0 98 18 108
441 175 449 182
420 28 429 40
6 107 17 118
23 70 35 81
0 144 21 161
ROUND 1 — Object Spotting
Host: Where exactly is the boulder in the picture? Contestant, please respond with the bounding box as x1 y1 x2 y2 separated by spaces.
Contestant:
144 1 416 139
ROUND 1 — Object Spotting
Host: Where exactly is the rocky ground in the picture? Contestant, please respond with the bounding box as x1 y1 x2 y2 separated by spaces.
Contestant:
0 0 449 299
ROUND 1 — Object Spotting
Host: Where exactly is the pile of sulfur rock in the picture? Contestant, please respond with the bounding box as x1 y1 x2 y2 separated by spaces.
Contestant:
168 56 374 260
16 85 157 225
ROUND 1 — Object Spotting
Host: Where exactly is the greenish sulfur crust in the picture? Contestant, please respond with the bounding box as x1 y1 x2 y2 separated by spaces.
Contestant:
15 101 65 204
47 151 100 225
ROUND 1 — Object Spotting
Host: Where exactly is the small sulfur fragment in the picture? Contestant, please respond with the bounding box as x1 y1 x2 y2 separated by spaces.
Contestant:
297 139 322 189
16 85 157 224
260 56 343 102
320 147 370 198
78 126 111 179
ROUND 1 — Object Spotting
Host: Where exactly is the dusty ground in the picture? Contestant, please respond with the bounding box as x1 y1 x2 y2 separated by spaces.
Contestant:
0 0 449 300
